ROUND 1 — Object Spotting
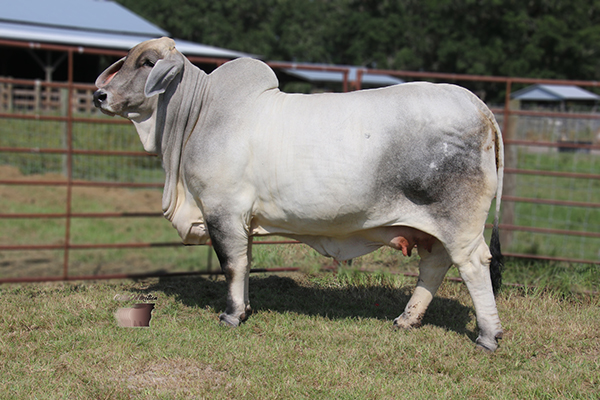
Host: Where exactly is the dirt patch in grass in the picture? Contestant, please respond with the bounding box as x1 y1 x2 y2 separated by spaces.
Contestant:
125 358 231 395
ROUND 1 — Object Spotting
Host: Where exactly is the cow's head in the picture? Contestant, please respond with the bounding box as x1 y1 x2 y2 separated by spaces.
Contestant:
93 37 184 120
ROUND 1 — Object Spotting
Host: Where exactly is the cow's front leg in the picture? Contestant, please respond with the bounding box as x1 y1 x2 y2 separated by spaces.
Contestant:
206 216 252 327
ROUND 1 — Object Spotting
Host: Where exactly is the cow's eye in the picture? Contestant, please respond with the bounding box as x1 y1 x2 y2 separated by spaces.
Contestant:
142 59 155 68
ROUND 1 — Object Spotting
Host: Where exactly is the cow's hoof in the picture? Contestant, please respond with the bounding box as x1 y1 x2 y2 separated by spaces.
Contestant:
475 341 496 353
219 313 240 327
393 313 422 330
475 331 502 353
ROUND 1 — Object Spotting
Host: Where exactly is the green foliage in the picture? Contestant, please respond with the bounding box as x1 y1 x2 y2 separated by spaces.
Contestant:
117 0 600 83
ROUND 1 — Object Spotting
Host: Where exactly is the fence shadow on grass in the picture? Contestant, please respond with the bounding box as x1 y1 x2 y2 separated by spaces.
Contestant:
142 274 477 342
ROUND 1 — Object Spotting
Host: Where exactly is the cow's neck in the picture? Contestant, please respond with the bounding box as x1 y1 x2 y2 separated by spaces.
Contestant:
155 59 207 222
131 107 159 154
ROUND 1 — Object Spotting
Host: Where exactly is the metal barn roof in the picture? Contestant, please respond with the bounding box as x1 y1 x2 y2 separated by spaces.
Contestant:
0 0 250 59
511 84 600 102
0 0 402 89
284 64 404 87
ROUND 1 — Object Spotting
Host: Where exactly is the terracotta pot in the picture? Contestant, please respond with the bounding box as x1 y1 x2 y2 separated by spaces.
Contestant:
115 303 155 327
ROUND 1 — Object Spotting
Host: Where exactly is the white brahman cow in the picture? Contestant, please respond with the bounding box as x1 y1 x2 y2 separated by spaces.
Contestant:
94 37 504 352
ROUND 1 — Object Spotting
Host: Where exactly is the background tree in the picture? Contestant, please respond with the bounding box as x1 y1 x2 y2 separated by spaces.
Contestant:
117 0 600 82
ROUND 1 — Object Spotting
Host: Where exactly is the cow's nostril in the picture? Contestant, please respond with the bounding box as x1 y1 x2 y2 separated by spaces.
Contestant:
93 90 107 106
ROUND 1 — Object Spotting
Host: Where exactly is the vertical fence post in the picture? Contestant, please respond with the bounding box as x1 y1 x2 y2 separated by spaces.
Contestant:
501 79 518 248
60 87 69 176
342 70 349 93
62 49 74 280
354 69 363 91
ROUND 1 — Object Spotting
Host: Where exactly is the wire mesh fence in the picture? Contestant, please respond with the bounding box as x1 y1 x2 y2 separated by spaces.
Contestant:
0 41 598 283
495 113 599 262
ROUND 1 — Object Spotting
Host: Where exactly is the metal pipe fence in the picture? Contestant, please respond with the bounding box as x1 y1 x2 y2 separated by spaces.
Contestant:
0 40 598 284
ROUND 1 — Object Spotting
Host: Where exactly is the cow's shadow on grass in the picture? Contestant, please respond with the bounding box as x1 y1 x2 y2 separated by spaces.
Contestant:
143 274 477 341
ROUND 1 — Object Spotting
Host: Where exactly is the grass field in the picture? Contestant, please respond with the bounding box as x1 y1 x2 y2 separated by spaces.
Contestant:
1 273 598 399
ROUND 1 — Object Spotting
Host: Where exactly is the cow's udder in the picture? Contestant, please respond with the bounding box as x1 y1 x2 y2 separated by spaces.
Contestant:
389 227 435 257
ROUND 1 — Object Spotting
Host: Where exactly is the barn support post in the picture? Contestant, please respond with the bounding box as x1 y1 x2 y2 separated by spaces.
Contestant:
6 81 13 112
34 80 41 113
0 81 7 111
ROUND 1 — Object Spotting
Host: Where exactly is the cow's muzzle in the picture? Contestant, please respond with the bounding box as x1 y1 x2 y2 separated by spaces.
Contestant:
93 89 107 108
93 89 116 116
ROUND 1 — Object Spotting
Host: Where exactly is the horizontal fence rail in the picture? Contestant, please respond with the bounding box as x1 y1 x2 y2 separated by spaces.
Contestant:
1 39 599 284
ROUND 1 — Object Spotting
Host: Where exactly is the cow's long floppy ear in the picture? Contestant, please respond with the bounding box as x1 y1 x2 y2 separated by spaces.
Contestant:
95 57 125 88
144 51 184 97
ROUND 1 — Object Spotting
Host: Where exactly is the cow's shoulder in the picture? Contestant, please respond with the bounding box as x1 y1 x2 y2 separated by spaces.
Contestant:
209 57 279 96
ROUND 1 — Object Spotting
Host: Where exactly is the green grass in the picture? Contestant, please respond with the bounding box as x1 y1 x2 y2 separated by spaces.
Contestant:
501 259 600 294
0 274 598 399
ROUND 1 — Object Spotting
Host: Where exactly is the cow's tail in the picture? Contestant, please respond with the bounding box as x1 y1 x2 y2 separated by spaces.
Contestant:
490 216 503 296
489 115 504 296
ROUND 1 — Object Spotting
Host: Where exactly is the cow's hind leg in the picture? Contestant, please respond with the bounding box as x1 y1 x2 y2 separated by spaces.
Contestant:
394 239 452 329
206 216 252 327
452 236 503 352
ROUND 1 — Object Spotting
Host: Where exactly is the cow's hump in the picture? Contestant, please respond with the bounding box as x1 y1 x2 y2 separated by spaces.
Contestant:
209 57 279 96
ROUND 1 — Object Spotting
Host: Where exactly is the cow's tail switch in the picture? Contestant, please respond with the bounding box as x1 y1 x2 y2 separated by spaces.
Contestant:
490 115 504 296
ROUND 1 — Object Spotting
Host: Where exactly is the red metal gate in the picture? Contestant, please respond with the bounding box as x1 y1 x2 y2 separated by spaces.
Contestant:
1 39 598 284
